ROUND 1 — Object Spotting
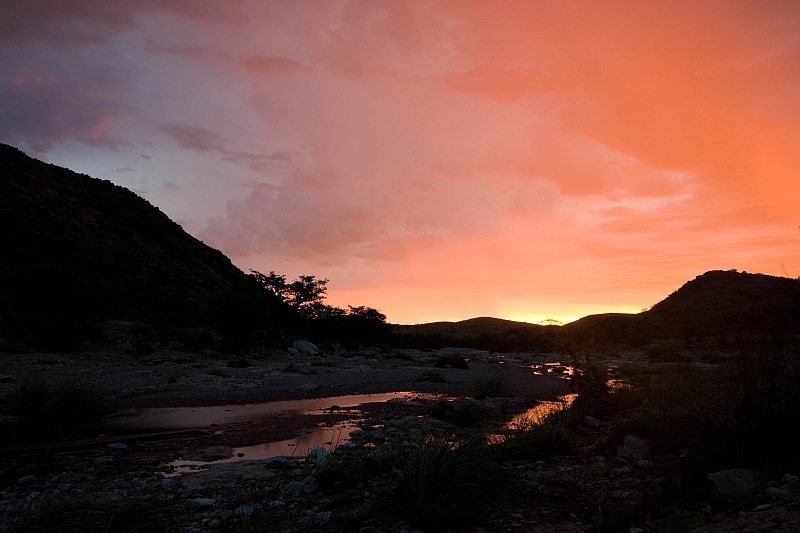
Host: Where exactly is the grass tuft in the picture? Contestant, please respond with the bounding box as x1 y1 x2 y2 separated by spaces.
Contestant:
470 374 508 399
396 436 503 529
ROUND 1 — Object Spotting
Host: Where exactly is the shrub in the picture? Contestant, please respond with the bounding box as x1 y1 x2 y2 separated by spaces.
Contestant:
434 354 469 369
396 436 502 528
415 370 449 384
429 397 492 428
9 378 103 425
281 363 301 373
470 375 508 399
493 402 576 460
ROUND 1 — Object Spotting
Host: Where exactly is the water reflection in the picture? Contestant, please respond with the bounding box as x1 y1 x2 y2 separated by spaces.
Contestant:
507 393 577 429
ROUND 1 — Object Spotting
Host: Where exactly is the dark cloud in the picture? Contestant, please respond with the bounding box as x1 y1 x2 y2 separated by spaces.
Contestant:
0 0 248 46
160 123 299 171
0 53 136 153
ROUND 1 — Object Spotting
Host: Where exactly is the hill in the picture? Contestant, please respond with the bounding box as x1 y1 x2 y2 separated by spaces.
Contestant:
0 143 275 350
565 270 800 344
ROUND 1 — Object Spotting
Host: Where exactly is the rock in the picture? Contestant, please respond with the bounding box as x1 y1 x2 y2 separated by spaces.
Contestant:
265 457 289 470
753 503 771 512
584 416 601 428
188 497 215 509
37 489 64 506
782 474 800 486
287 347 299 355
107 443 128 451
16 475 35 485
315 511 332 525
349 429 365 438
358 528 380 533
616 435 650 461
766 487 790 499
630 528 645 533
209 519 221 528
707 469 760 500
300 382 318 391
292 340 320 355
284 475 318 494
307 447 330 464
234 503 258 517
161 478 176 489
633 459 653 469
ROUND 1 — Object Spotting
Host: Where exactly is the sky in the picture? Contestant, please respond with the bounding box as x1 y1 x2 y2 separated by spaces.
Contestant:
2 1 799 325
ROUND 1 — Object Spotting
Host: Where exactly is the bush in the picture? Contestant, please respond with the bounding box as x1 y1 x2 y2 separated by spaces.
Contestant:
415 370 449 383
470 375 508 399
396 436 502 528
434 354 469 369
428 397 492 428
493 402 576 460
9 378 103 425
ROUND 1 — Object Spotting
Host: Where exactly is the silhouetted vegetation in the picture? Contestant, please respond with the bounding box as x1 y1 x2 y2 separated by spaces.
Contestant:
433 353 469 369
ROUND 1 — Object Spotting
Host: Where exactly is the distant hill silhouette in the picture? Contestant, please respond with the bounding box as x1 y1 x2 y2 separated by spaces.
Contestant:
394 271 800 349
0 143 275 350
565 270 800 344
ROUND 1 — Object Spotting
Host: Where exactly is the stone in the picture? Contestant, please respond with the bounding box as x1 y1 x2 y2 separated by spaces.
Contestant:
284 475 318 494
315 511 332 524
300 382 318 391
265 457 289 470
307 447 330 464
292 340 320 355
782 474 800 486
633 459 653 469
707 469 760 500
188 497 215 509
584 416 601 428
37 489 64 506
107 443 128 451
753 504 771 512
234 503 258 517
161 478 176 489
630 528 644 533
287 347 299 355
616 435 650 461
16 475 35 485
766 487 790 499
358 528 380 533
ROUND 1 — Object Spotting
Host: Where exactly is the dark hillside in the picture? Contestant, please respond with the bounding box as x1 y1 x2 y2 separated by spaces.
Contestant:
391 317 556 352
0 143 275 349
566 270 800 343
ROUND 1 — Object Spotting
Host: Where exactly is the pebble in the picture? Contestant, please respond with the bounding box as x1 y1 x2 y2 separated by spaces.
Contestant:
16 475 35 485
188 497 215 509
753 504 772 512
107 443 128 451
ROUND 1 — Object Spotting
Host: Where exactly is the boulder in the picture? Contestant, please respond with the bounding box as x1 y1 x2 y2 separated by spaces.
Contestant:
616 435 650 461
292 340 320 355
707 469 760 500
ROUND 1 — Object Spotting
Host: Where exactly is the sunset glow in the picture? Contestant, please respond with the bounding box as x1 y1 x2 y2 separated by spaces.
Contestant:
2 1 799 324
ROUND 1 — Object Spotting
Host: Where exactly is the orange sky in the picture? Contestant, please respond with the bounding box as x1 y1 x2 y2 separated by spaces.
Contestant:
2 1 799 323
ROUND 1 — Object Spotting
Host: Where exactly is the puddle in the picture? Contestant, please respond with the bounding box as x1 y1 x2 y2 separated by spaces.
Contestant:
101 392 422 433
507 393 577 429
164 420 361 476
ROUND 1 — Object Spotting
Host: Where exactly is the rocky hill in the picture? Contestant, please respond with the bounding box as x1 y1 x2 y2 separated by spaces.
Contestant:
566 270 800 344
0 143 274 349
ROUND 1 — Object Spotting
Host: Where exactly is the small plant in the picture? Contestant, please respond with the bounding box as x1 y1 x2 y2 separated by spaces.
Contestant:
227 358 253 368
470 374 508 399
434 354 469 369
281 363 301 373
8 378 103 425
396 436 502 528
494 402 576 460
208 368 229 378
429 397 491 428
166 367 182 383
415 370 449 383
